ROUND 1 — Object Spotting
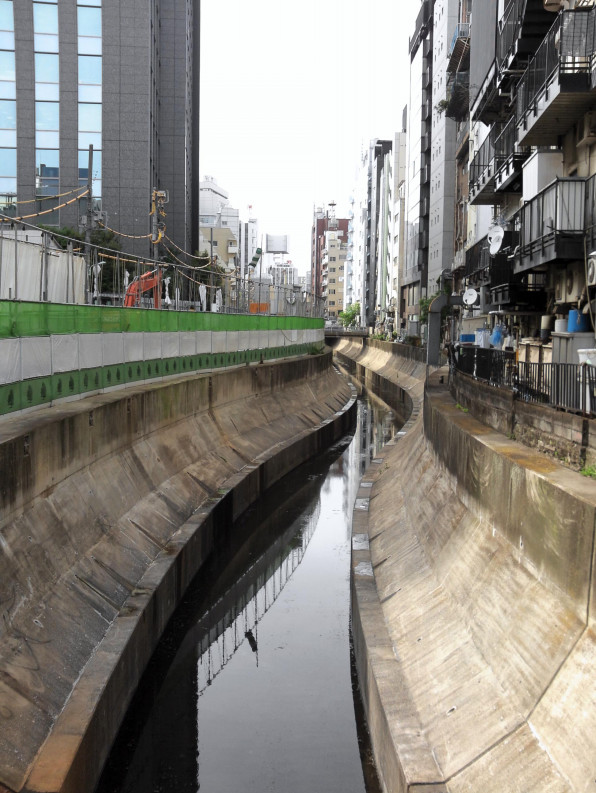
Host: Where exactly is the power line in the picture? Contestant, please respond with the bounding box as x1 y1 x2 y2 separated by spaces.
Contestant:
0 189 89 221
7 185 89 206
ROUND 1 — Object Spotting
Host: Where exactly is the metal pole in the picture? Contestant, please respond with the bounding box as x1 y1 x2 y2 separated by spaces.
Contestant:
85 145 94 269
66 241 71 303
209 227 214 311
14 225 17 300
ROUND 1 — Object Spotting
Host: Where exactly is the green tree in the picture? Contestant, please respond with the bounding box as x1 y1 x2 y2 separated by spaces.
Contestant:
338 302 360 328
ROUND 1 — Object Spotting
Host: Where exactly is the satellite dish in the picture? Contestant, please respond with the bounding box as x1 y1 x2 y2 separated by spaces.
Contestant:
488 225 505 256
463 288 479 307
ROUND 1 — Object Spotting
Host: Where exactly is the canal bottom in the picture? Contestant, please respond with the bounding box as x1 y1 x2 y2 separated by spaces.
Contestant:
96 394 399 793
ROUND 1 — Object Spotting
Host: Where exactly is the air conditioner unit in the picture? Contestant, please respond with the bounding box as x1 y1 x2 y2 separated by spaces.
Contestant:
566 268 581 302
576 112 596 148
588 255 596 287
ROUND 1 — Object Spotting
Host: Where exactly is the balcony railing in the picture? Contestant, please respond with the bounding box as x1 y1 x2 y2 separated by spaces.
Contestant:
469 125 502 203
447 22 471 73
498 0 526 65
493 114 530 191
516 8 596 144
515 177 586 270
454 347 596 416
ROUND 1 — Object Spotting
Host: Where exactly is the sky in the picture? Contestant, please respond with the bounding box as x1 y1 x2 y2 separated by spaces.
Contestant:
199 0 420 275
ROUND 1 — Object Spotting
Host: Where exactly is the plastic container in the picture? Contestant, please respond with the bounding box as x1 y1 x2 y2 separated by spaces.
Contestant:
567 309 590 333
578 349 596 366
460 333 475 343
554 319 567 333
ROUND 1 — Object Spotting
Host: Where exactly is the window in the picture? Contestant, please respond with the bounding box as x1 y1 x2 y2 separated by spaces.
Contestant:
78 102 101 131
78 55 101 83
0 51 14 82
77 6 101 36
35 101 59 130
0 99 16 128
0 147 15 175
78 149 101 179
0 2 14 32
33 3 58 33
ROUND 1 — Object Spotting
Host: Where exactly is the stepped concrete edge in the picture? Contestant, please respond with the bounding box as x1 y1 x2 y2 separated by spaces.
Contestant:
339 338 596 793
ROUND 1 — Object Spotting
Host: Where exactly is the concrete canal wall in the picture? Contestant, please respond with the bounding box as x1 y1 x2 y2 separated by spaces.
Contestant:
0 351 355 793
339 338 596 793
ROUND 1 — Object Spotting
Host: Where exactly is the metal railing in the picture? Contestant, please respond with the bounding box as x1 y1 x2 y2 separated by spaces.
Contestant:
498 0 526 65
517 177 586 255
449 21 470 56
469 125 502 194
517 9 595 124
494 114 529 167
454 346 596 415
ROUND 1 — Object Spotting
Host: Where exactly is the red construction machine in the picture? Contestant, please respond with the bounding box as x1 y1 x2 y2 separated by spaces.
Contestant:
124 267 163 308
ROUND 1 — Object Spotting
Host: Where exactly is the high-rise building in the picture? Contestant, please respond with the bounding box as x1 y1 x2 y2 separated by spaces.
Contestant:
1 0 200 257
310 204 349 300
402 0 459 337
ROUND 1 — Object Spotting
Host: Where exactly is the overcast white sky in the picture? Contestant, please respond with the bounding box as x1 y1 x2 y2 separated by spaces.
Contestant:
200 0 420 275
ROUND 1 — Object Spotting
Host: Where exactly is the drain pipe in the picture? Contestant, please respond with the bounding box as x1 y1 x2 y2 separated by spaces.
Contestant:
427 292 463 366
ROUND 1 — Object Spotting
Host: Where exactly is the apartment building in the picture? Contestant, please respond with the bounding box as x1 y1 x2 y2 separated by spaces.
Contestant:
310 205 349 301
463 0 596 357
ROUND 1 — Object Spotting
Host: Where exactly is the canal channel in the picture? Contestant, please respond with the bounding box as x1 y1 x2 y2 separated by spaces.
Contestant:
95 389 401 793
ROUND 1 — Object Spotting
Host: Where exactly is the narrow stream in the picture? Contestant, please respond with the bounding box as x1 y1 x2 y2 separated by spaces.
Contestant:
96 392 400 793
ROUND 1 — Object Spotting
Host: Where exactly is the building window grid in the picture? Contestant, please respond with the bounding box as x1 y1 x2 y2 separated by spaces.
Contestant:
33 1 60 209
0 0 15 213
77 1 102 209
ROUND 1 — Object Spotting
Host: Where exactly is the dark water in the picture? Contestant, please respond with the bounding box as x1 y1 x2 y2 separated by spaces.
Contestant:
96 394 399 793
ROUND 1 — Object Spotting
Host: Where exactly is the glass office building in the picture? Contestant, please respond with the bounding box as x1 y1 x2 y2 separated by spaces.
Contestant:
3 0 200 256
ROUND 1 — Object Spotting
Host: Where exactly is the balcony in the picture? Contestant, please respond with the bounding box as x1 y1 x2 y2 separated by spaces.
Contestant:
447 22 471 74
472 0 557 124
514 177 586 273
445 71 470 122
516 8 596 146
498 0 554 71
493 115 530 193
469 126 502 205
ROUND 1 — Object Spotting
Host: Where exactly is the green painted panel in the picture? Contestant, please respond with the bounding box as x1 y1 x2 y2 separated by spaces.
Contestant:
80 367 102 391
46 304 78 335
14 302 49 337
23 376 52 409
76 306 103 334
0 300 323 339
0 381 20 414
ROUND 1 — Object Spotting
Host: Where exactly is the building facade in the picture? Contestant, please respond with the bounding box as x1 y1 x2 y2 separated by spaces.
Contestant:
0 0 200 257
310 204 349 302
462 0 596 356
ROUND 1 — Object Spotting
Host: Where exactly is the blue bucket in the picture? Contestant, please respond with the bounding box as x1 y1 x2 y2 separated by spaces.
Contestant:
567 309 590 333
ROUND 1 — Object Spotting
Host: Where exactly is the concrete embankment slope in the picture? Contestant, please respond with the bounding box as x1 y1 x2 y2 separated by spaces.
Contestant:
0 352 355 793
337 339 596 793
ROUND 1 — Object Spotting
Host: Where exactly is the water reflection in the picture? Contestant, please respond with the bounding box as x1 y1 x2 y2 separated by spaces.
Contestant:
96 396 399 793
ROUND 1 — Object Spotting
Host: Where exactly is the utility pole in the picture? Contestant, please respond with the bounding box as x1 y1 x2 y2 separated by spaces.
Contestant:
85 145 94 257
85 145 94 304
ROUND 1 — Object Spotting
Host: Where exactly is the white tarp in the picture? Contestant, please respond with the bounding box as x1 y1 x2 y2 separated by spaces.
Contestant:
161 332 180 359
78 334 103 369
179 332 196 356
123 332 144 363
51 334 79 373
21 337 51 379
0 236 86 303
0 339 21 384
103 332 124 366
